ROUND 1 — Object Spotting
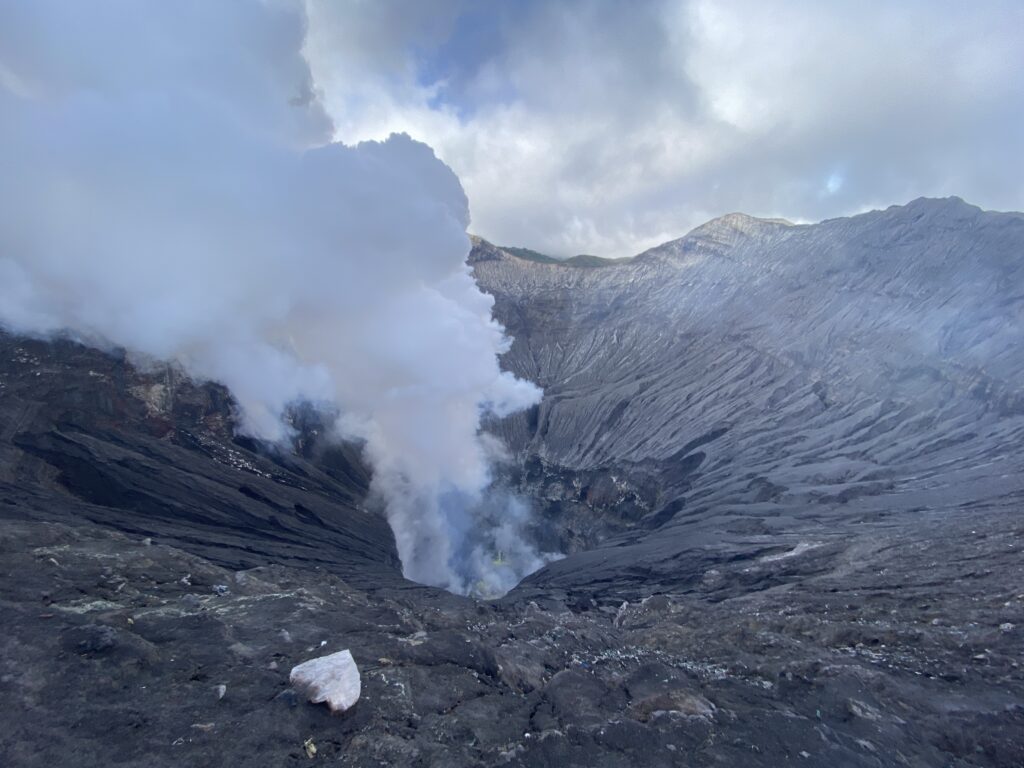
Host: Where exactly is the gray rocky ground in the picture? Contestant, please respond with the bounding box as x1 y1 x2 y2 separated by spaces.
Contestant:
2 198 1023 766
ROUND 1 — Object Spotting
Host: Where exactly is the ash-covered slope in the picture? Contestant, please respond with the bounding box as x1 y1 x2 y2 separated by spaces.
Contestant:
0 332 397 584
1 198 1022 767
473 197 1024 590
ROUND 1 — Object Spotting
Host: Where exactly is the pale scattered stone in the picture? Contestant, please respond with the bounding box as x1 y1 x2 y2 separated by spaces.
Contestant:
214 684 227 700
303 738 317 759
290 650 361 713
848 699 882 721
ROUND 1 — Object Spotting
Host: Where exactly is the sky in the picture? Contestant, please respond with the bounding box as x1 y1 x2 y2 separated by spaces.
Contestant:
305 0 1024 257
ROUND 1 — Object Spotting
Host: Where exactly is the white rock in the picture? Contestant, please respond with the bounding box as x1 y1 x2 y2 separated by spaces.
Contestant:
289 650 361 713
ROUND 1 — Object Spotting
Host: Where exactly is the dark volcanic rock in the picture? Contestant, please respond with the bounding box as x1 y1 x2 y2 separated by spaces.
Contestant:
2 199 1024 766
0 332 394 583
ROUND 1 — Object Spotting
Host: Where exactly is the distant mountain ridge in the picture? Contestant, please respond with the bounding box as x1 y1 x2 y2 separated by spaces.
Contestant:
471 196 1024 588
469 237 627 268
479 196 995 268
498 246 624 268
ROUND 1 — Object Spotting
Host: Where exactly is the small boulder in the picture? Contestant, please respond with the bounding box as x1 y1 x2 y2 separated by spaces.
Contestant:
628 690 715 722
289 649 361 713
274 689 299 708
61 622 160 664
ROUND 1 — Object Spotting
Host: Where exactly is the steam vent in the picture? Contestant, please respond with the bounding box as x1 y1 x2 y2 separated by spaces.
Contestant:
2 1 1023 766
1 199 1022 765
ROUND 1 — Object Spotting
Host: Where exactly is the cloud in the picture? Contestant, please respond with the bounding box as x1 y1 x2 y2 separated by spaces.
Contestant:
0 0 544 595
305 0 1024 257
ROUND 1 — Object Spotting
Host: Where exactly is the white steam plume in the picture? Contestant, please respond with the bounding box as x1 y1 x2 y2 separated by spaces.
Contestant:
0 0 548 594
